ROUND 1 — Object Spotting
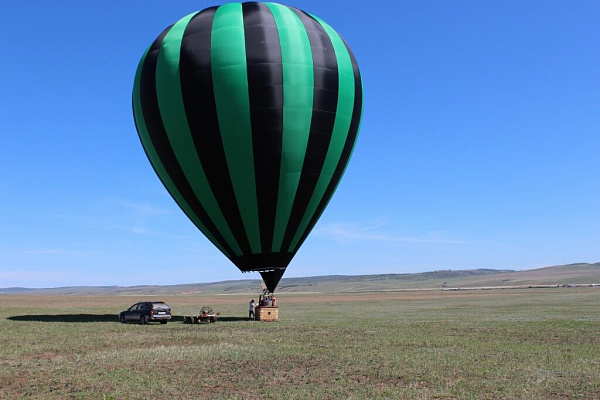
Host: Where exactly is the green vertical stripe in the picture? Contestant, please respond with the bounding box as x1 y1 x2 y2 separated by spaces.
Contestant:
133 46 231 257
266 3 314 252
211 3 261 253
154 12 242 256
289 17 356 251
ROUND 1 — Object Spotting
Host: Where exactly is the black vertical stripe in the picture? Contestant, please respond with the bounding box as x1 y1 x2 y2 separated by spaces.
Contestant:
242 2 283 254
280 8 339 252
293 39 363 252
179 7 253 256
138 21 235 258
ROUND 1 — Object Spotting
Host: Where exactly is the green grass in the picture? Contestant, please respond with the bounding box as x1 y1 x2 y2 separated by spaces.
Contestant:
1 289 599 399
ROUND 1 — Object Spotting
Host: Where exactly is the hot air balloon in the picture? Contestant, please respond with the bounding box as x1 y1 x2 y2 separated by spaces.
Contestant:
132 2 363 292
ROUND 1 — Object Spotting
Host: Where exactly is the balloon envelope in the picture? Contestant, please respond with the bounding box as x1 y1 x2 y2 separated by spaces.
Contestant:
132 2 363 292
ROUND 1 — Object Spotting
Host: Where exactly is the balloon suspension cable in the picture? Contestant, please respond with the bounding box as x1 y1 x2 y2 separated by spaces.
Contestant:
259 268 285 293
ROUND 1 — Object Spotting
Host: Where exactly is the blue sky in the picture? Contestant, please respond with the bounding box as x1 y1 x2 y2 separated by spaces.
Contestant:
1 1 598 288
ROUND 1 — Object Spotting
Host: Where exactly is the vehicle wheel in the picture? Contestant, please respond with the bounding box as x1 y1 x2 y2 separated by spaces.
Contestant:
140 315 147 325
160 320 167 325
120 315 126 324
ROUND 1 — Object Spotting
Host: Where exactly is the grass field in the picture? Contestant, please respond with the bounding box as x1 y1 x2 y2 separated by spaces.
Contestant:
1 288 599 399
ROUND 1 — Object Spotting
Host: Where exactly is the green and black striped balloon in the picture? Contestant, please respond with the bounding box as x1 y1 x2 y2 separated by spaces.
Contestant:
132 2 363 292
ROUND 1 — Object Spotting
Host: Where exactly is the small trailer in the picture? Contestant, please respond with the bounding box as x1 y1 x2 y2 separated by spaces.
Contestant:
183 306 219 324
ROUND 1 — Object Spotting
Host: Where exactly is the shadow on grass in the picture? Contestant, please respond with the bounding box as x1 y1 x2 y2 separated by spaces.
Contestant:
8 314 118 323
213 316 249 322
175 316 250 323
7 315 251 323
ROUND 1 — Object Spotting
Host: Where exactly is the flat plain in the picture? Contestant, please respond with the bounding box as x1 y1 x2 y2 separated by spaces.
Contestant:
1 288 599 399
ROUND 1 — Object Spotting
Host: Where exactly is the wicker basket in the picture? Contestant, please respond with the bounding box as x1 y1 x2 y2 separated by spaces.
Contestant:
255 306 278 322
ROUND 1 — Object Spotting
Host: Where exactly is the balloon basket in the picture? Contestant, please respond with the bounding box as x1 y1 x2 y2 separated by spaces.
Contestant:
255 306 279 322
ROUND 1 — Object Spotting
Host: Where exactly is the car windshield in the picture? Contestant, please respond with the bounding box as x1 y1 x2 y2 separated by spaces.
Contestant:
152 303 170 310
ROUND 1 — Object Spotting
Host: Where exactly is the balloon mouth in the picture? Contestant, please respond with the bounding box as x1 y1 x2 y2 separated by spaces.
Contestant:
231 253 293 292
240 268 285 292
243 267 285 272
257 269 286 293
230 252 294 272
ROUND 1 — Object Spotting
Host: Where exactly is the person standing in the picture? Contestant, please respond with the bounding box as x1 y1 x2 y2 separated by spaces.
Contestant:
249 299 255 321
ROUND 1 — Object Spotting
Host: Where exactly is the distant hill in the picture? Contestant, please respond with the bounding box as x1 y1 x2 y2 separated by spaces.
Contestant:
1 262 598 296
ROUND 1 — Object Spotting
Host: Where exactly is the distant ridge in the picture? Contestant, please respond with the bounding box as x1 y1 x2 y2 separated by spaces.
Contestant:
0 287 36 294
1 263 598 296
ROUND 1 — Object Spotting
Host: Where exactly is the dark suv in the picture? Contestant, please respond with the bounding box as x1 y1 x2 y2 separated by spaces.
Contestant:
119 301 172 324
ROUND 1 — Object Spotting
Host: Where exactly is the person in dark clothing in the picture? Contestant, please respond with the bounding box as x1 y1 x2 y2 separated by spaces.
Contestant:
249 299 256 320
